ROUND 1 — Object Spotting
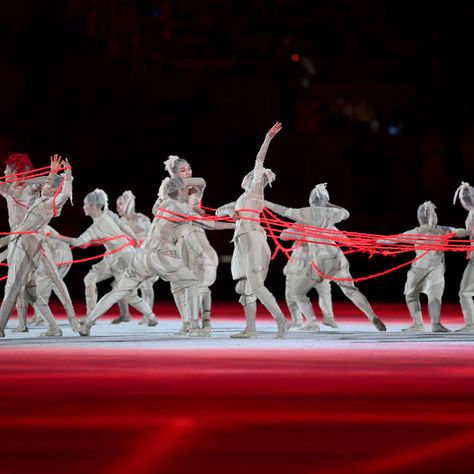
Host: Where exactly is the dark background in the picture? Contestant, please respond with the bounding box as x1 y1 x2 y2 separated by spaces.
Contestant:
1 0 473 302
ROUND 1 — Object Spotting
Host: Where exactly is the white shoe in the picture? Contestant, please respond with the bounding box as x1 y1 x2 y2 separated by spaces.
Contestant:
30 315 45 326
372 316 386 331
276 317 291 339
402 323 424 332
177 322 190 335
12 325 29 333
189 322 208 337
455 325 474 333
202 319 212 330
41 326 62 337
432 323 450 333
111 314 131 324
323 318 339 329
302 320 320 332
230 330 257 339
290 319 304 329
147 315 158 327
200 324 211 336
78 321 93 336
70 318 82 333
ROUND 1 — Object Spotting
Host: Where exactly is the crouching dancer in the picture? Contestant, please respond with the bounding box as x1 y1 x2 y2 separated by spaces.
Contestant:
0 155 79 337
78 177 233 337
265 183 386 331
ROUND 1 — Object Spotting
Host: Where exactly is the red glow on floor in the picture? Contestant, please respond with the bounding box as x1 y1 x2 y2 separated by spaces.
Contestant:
1 302 473 473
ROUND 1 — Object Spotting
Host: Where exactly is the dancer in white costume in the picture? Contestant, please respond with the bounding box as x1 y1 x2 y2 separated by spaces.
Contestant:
51 189 157 326
0 155 78 337
14 224 73 330
153 155 219 333
265 183 386 331
116 190 157 324
78 177 233 337
453 182 474 332
378 201 463 332
0 153 47 332
216 122 290 339
281 228 337 330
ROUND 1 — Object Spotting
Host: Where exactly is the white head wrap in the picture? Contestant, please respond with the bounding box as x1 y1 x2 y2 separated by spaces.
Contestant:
309 183 329 206
163 155 190 177
117 190 136 215
157 177 185 199
453 182 474 211
85 188 108 211
240 168 276 191
417 201 438 228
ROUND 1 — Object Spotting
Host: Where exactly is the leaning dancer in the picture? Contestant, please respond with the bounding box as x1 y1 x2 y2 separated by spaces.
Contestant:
78 177 233 337
378 202 463 333
216 122 290 339
116 190 157 324
153 155 219 333
453 182 474 332
0 155 78 337
51 189 157 327
265 183 386 331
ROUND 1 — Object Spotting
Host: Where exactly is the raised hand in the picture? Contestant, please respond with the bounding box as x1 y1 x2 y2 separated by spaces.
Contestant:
265 122 283 140
50 154 62 173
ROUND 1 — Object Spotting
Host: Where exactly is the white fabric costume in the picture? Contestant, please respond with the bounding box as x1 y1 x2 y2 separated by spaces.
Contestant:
116 190 156 324
265 183 386 331
59 189 156 326
22 225 73 328
79 178 228 337
216 123 289 338
0 160 78 337
0 164 45 332
453 182 474 332
379 202 461 332
153 156 219 332
283 235 337 330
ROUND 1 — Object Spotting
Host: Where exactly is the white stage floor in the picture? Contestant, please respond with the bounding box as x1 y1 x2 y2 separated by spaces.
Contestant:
2 318 474 350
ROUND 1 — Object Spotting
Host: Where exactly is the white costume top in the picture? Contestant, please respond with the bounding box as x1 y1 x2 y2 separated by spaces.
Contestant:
71 211 136 257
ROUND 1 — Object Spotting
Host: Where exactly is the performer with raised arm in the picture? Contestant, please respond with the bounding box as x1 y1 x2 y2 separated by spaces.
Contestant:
216 122 290 338
77 177 234 337
265 183 386 331
0 155 79 337
0 154 46 332
51 188 157 327
152 155 219 334
378 201 464 332
453 182 474 332
116 190 156 324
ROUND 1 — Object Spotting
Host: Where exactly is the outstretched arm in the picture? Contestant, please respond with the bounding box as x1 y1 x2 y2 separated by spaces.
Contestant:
245 122 282 195
256 122 282 164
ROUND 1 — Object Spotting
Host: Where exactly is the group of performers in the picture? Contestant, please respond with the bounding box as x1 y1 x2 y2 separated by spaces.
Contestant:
1 122 474 339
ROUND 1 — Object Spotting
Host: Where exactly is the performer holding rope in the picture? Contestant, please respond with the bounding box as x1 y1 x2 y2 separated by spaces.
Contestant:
153 155 219 334
378 202 464 332
265 183 386 331
216 122 290 339
78 177 233 337
50 188 158 327
0 155 78 337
